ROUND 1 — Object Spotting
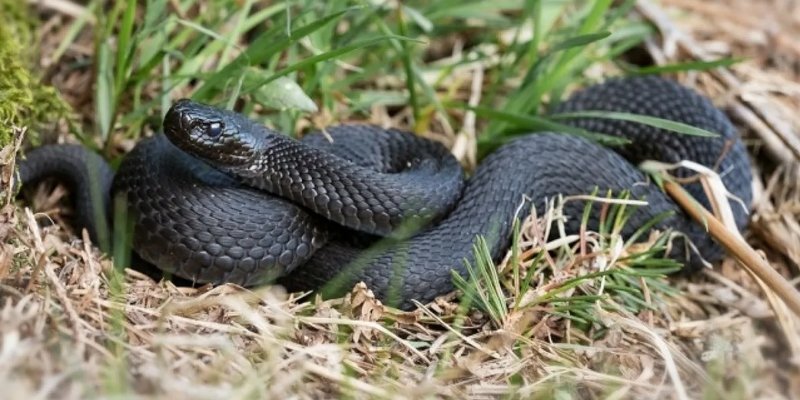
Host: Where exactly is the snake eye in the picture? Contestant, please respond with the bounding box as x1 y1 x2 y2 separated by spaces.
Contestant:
207 122 223 138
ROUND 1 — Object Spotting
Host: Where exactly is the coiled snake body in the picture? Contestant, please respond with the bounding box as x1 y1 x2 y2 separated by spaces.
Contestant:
18 77 753 310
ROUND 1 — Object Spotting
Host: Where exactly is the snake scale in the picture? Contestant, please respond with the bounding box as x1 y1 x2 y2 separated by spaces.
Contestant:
18 76 753 310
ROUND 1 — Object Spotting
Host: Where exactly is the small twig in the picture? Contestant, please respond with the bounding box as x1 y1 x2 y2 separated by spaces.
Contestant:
411 300 501 359
664 181 800 317
44 260 88 358
303 362 395 398
27 0 96 23
298 316 430 363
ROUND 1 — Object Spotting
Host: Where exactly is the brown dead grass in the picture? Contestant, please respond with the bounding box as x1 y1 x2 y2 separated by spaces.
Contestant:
2 0 800 399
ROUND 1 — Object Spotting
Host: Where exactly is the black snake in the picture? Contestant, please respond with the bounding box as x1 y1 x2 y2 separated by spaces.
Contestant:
17 76 753 310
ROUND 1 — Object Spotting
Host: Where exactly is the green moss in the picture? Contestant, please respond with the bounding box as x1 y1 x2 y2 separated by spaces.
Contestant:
0 0 71 147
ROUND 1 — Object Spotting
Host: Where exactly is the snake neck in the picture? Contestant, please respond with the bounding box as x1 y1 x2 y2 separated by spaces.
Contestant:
228 133 460 238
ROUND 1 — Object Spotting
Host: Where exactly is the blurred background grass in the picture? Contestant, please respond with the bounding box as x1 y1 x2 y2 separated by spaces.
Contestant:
47 0 657 152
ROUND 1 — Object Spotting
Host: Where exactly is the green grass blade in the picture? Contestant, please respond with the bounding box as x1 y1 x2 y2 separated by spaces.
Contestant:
518 30 611 89
174 18 239 45
550 31 612 53
396 8 419 122
114 0 137 94
452 103 630 150
95 41 114 142
623 57 743 75
550 110 719 137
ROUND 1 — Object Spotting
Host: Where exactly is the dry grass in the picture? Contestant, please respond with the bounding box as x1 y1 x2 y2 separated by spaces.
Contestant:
2 0 800 399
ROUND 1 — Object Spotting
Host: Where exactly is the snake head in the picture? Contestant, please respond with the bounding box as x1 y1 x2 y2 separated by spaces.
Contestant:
164 99 258 166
